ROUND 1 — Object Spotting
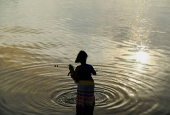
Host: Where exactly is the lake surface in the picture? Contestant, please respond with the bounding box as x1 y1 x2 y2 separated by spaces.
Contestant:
0 0 170 114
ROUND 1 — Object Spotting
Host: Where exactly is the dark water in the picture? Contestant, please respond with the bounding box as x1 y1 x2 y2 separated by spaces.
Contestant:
0 0 170 114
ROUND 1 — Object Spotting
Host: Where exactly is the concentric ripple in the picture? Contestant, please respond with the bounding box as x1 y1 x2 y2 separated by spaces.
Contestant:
51 88 77 107
0 63 169 115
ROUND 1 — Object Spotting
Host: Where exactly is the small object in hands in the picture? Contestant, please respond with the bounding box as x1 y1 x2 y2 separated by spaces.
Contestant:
68 64 74 76
68 64 78 83
68 64 73 68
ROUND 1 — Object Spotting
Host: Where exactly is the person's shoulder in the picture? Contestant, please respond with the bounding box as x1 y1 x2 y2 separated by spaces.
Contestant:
86 64 92 66
86 64 93 68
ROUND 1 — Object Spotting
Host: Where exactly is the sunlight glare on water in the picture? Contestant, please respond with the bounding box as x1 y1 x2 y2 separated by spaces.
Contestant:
135 51 149 63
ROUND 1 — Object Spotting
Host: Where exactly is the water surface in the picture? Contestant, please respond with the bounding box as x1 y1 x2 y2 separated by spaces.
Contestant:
0 0 170 114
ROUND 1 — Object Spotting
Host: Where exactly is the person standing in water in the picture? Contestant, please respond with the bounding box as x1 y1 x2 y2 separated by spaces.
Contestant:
71 50 96 115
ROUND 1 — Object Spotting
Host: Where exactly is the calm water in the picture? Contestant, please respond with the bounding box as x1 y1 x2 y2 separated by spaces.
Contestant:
0 0 170 115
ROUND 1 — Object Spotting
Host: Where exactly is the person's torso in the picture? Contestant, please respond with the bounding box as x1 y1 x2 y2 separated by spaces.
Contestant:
76 64 93 81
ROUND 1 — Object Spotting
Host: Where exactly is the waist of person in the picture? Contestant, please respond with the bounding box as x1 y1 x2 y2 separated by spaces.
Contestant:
78 80 94 85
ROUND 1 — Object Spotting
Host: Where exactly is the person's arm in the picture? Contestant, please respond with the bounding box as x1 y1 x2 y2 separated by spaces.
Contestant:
72 70 78 80
92 69 96 75
91 66 96 75
67 72 70 76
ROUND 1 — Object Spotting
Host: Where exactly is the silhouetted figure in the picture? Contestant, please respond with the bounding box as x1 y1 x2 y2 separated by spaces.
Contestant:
71 50 96 115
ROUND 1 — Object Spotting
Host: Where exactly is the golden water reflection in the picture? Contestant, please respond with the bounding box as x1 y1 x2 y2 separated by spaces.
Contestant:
132 51 149 71
135 51 149 63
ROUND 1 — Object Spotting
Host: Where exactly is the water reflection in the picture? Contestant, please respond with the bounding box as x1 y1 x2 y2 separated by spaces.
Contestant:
0 0 170 114
135 51 149 63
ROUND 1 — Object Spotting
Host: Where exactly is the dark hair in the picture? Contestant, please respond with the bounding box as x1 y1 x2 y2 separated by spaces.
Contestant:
75 50 88 63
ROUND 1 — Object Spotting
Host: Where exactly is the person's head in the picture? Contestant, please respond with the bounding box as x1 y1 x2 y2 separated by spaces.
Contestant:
75 50 88 64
